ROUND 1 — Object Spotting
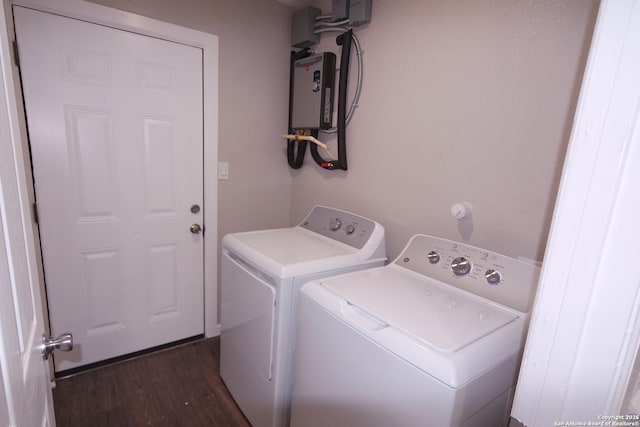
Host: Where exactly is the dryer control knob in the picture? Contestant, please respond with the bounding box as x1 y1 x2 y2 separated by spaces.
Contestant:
451 256 471 276
330 218 342 231
427 251 440 264
485 269 501 284
345 224 355 234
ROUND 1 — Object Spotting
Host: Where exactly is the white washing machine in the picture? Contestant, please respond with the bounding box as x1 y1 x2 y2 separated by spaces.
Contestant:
220 206 386 427
290 234 540 427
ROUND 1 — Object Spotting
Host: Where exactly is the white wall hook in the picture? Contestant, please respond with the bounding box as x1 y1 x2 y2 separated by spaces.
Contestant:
451 202 472 220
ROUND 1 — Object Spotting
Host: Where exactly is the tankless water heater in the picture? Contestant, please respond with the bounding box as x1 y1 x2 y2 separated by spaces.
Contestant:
291 52 336 130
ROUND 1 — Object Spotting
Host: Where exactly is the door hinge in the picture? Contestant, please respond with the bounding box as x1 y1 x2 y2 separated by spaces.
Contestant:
12 40 19 68
32 202 38 224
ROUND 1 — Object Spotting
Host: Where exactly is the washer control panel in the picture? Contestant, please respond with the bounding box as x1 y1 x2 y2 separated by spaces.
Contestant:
300 206 383 250
394 235 540 313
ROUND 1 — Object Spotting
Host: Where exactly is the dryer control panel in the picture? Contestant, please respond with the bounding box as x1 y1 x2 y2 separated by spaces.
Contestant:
394 235 541 313
299 205 383 251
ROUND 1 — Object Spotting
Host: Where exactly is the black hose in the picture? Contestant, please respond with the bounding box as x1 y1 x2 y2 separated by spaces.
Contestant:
335 29 352 170
310 29 352 171
309 129 332 168
287 138 307 169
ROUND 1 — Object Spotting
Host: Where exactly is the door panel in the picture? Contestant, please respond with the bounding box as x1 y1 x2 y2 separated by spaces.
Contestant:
14 6 204 372
0 36 54 424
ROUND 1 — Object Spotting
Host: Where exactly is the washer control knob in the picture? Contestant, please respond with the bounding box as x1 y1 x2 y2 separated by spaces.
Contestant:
485 269 501 284
345 224 355 235
329 218 342 231
451 256 472 276
427 251 440 264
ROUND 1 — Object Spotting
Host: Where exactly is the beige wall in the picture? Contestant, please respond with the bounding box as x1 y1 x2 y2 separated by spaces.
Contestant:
291 0 599 261
87 0 295 241
87 0 598 264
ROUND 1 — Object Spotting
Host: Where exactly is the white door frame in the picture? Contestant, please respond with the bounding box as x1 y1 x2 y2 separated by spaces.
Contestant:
1 0 220 338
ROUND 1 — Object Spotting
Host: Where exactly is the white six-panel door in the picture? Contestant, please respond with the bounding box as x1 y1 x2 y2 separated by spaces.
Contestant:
14 6 205 372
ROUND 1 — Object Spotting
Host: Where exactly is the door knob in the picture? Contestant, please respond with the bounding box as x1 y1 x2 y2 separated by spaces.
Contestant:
42 332 73 360
190 223 202 234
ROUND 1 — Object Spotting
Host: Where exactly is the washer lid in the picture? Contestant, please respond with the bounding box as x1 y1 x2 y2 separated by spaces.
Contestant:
323 267 518 353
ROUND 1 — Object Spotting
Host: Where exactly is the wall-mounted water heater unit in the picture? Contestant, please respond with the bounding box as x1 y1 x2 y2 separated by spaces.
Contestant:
291 53 336 130
284 1 371 171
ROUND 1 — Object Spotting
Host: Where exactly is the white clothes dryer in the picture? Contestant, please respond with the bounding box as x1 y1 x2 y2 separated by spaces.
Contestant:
290 234 540 427
220 206 386 427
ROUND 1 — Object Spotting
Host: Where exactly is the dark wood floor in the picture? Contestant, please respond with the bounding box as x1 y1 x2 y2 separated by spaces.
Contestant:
52 337 250 427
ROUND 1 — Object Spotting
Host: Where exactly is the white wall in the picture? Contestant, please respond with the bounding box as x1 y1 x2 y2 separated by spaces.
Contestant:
87 0 295 238
291 0 599 261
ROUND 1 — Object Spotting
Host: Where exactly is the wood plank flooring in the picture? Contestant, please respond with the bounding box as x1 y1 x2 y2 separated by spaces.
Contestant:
52 337 250 427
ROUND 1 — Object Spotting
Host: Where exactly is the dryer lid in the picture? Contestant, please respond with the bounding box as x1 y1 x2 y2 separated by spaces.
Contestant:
232 227 354 264
224 227 370 278
323 267 518 353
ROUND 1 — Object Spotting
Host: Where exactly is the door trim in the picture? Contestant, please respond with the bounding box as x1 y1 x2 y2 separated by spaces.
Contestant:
2 0 220 337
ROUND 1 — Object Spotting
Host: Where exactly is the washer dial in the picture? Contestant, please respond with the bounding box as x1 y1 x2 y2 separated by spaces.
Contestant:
451 256 472 276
